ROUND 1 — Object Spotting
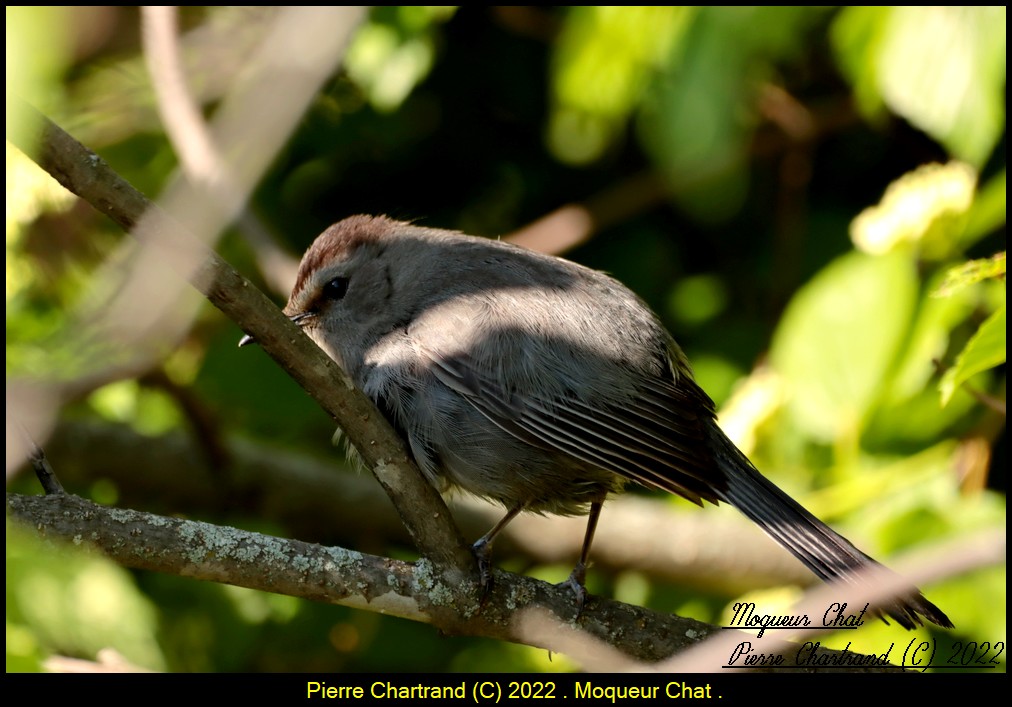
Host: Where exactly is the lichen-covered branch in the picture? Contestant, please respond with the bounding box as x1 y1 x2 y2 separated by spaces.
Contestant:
9 491 904 671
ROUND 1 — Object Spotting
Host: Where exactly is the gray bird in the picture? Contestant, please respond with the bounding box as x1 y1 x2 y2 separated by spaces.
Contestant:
254 214 952 629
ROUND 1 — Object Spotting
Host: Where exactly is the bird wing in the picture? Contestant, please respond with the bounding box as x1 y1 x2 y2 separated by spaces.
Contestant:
425 349 725 507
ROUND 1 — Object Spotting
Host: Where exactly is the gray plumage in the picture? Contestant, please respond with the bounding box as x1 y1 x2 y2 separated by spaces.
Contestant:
280 214 951 630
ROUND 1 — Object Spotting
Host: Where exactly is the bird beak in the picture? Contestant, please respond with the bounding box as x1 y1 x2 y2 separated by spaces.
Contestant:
237 311 314 348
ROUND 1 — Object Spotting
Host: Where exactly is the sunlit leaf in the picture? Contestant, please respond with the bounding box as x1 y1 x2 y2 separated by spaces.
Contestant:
864 270 979 446
940 302 1006 405
964 169 1007 246
344 6 457 113
770 251 918 442
549 6 691 164
934 252 1006 298
716 366 785 455
850 162 976 259
832 6 1006 166
5 6 72 147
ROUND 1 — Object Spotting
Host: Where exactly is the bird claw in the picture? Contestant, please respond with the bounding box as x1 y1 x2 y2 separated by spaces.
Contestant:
559 562 589 619
472 538 495 602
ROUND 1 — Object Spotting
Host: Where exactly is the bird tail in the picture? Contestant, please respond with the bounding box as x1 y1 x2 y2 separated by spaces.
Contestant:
708 425 953 630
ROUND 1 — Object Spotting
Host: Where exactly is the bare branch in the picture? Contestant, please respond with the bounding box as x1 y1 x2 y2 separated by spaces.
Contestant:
141 6 300 296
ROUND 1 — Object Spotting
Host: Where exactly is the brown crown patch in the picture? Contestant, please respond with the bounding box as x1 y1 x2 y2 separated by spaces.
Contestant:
289 214 401 302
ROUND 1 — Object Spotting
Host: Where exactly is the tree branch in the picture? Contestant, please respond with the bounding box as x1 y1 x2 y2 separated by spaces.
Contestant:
8 102 471 574
8 491 910 671
40 418 817 595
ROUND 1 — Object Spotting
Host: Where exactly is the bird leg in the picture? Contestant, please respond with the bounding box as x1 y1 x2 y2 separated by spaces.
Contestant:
472 504 524 597
560 499 603 617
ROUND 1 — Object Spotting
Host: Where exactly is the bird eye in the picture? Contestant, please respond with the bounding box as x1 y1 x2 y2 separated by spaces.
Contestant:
323 276 350 301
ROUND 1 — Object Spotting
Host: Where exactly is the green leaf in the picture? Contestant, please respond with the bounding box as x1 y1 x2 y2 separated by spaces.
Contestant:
7 520 167 671
964 169 1007 247
770 251 918 442
832 7 1007 167
5 7 73 148
940 301 1006 404
849 162 976 260
549 6 693 164
638 6 828 221
344 6 457 113
934 252 1006 298
864 269 979 447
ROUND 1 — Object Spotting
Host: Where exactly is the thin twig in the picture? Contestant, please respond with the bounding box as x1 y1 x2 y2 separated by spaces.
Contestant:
13 419 64 495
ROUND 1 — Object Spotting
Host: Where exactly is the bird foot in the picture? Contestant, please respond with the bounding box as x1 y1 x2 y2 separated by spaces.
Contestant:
472 537 495 601
558 562 589 618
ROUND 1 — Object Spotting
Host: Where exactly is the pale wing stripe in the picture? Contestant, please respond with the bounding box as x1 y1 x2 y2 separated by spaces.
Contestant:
552 394 713 474
429 351 713 501
518 396 712 481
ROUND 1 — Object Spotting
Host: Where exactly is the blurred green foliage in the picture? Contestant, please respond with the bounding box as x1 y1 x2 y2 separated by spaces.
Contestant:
6 6 1005 672
833 6 1006 167
6 520 166 672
